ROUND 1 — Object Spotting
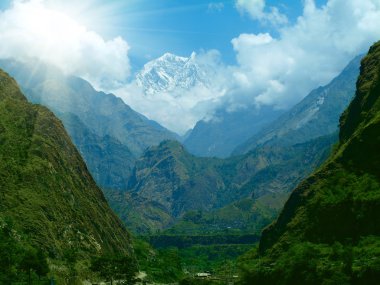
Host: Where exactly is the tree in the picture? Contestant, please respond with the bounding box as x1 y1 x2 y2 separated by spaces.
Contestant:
0 218 49 285
91 254 138 285
0 219 20 284
19 247 49 285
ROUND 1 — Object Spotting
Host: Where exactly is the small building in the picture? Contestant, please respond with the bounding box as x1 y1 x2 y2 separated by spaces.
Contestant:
195 272 212 278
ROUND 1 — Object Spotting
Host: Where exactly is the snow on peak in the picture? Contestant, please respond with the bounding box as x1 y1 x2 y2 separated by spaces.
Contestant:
136 52 211 96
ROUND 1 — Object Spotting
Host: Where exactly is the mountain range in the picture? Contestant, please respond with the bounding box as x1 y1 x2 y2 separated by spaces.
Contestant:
133 51 360 160
104 54 360 235
234 54 362 155
184 105 284 158
107 133 335 234
0 52 363 243
240 40 380 285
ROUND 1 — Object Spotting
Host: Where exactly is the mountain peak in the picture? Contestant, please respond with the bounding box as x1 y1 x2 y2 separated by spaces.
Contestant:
158 52 188 63
136 52 209 95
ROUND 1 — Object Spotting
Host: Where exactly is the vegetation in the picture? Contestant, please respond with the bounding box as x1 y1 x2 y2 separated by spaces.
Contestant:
145 234 258 249
165 195 286 236
133 234 254 283
90 254 138 285
0 69 135 282
179 244 250 274
238 41 380 284
133 239 184 283
0 218 49 285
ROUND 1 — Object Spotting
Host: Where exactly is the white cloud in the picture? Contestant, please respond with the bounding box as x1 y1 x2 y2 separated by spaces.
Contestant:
208 2 224 12
0 0 131 89
235 0 288 25
115 82 223 134
116 0 380 134
229 0 380 109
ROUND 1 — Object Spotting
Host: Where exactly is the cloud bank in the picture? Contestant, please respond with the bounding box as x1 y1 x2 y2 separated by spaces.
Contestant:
229 0 380 109
1 0 380 135
0 0 131 89
117 0 380 134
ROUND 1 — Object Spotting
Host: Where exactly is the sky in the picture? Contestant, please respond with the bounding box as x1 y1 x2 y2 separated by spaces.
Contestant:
0 0 380 133
0 0 324 70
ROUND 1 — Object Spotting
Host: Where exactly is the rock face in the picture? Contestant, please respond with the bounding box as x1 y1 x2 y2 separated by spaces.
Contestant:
0 59 177 190
234 55 362 155
0 69 133 258
136 52 211 95
240 42 380 285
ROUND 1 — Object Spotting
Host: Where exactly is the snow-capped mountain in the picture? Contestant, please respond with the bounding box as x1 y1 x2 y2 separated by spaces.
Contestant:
136 52 212 95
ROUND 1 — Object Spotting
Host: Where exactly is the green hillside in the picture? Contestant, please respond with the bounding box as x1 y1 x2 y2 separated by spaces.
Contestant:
0 69 133 259
239 41 380 285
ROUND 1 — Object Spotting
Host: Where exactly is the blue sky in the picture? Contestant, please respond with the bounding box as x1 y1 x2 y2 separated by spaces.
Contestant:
92 0 327 70
0 0 327 70
1 0 379 133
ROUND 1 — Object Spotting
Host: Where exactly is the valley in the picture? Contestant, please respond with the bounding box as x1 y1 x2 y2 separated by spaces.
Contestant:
0 1 379 284
0 46 371 284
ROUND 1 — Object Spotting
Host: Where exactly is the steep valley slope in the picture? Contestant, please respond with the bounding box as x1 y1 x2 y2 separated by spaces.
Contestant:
0 69 133 259
239 41 380 285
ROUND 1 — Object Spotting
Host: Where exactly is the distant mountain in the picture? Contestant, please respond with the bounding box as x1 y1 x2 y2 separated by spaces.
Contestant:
234 55 362 155
0 59 177 190
164 195 288 236
136 52 212 95
106 134 335 234
59 112 136 190
184 106 284 158
240 42 380 285
0 69 133 258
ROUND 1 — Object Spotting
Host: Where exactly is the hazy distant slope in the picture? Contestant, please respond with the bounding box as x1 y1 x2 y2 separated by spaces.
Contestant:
59 112 136 190
184 105 284 158
234 55 361 155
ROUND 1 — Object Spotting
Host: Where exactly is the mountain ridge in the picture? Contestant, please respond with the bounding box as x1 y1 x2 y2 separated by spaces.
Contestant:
107 133 335 234
234 54 362 155
0 68 134 258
